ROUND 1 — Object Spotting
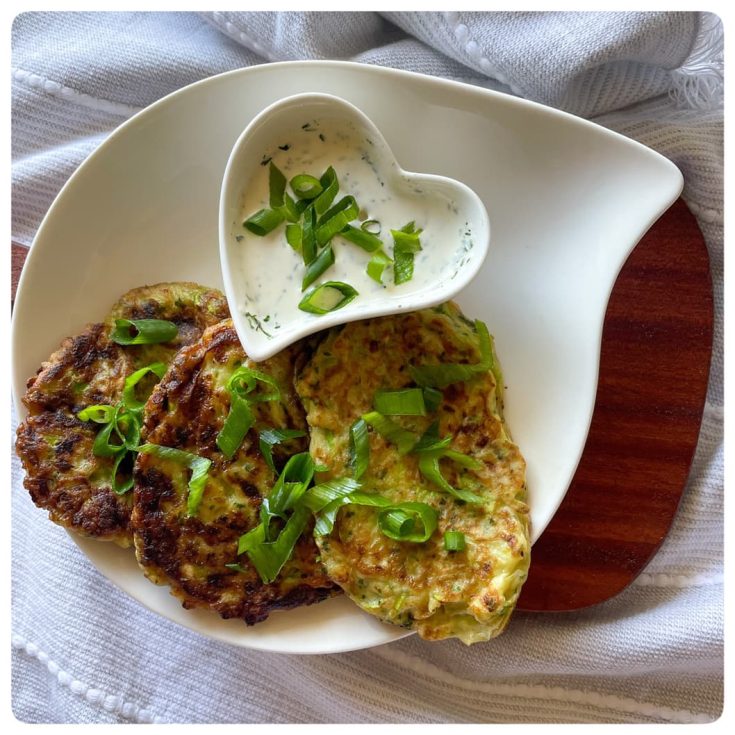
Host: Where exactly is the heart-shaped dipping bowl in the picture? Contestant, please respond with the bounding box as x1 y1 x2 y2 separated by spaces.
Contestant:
219 93 490 361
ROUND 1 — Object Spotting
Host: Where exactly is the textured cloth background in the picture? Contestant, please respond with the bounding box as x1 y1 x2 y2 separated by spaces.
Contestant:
10 11 724 724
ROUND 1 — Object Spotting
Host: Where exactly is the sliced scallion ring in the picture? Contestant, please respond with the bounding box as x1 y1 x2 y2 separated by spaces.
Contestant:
77 404 116 424
348 418 370 480
121 362 167 413
301 205 317 265
298 281 358 315
290 174 323 200
110 318 178 346
392 221 423 286
285 223 302 253
340 225 382 253
315 196 359 245
361 219 381 235
312 166 339 217
269 161 287 209
366 249 393 284
243 207 285 236
373 388 427 416
216 395 254 460
301 243 335 291
378 502 437 542
444 530 466 552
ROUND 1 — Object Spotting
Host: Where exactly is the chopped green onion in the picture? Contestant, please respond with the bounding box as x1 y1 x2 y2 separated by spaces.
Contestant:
348 418 369 479
410 320 492 388
301 477 362 514
121 362 167 413
110 319 178 346
243 207 285 236
417 452 483 504
216 366 281 460
301 205 317 265
392 221 423 285
374 388 427 416
258 427 307 472
216 396 254 460
315 196 359 245
361 411 417 455
301 244 335 291
89 405 140 457
269 162 287 209
312 166 339 217
238 505 311 583
422 387 443 413
290 174 323 200
298 281 358 315
361 219 381 235
137 443 212 516
442 449 484 470
444 530 466 552
285 223 302 253
340 225 382 252
366 249 392 284
229 366 281 404
280 192 302 223
111 450 135 495
259 452 315 538
77 405 116 424
378 502 437 543
313 491 437 543
412 421 452 454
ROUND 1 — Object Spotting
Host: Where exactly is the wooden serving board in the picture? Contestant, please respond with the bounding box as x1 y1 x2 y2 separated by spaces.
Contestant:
10 197 713 612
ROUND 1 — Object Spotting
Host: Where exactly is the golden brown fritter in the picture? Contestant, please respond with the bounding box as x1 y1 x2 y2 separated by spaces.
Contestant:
131 320 337 624
295 302 530 644
15 283 230 547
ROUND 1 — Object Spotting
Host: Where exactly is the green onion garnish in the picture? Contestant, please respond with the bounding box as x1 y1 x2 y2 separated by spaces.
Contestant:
110 319 178 346
361 219 381 235
238 505 311 584
348 418 369 479
111 449 135 495
315 196 359 245
410 320 492 388
417 452 483 504
269 162 287 209
313 491 437 543
136 443 212 516
366 249 393 284
280 192 302 223
258 452 315 539
301 477 362 514
258 427 307 473
121 362 167 414
301 243 335 291
312 166 339 217
373 388 427 416
361 411 417 455
422 387 443 413
301 205 317 265
444 530 466 552
298 281 358 315
243 207 285 236
392 221 422 285
340 225 382 252
77 405 116 424
216 366 281 459
290 174 323 200
285 223 302 253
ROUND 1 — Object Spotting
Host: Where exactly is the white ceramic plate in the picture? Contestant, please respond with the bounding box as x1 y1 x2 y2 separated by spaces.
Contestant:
12 61 682 654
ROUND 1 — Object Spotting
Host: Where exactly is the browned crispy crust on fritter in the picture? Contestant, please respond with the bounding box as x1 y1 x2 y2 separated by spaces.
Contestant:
15 283 231 547
131 320 337 624
15 412 133 538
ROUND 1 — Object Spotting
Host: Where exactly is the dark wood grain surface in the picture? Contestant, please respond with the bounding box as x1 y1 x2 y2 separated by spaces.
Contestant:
10 197 713 612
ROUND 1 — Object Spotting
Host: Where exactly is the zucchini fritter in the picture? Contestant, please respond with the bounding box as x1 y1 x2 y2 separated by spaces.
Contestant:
295 302 530 644
131 320 337 624
15 283 230 547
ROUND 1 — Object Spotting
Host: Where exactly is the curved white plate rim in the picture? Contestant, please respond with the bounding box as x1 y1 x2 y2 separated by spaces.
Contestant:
11 60 683 654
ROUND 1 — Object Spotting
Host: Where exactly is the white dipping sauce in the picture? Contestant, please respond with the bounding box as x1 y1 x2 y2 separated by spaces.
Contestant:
233 117 475 336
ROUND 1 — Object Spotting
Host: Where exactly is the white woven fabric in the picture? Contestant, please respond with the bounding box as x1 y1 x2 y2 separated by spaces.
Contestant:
10 11 723 723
